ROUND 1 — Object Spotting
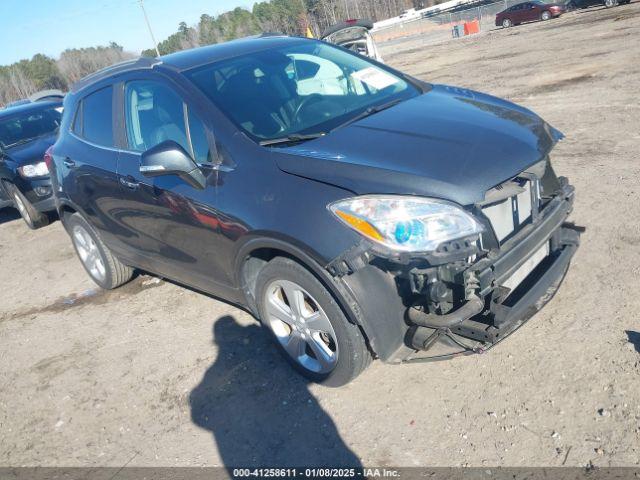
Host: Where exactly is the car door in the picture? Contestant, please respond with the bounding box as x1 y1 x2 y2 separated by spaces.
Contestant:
62 84 127 253
518 3 531 22
115 76 232 295
521 3 537 20
509 4 523 22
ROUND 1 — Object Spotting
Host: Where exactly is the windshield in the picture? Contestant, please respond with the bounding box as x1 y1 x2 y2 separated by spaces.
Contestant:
185 40 420 142
0 107 61 149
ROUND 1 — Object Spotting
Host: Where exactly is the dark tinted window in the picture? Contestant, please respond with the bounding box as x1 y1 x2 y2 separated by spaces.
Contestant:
0 107 61 149
82 86 113 147
72 103 83 136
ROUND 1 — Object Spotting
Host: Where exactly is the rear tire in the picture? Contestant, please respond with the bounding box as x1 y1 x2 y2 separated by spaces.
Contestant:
66 213 133 289
4 182 49 229
255 257 371 387
502 18 513 27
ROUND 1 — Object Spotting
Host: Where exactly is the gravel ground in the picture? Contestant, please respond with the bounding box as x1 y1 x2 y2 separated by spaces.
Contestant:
1 3 639 468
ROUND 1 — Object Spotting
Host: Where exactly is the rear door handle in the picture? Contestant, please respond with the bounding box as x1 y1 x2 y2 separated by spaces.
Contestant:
119 176 139 190
63 158 76 168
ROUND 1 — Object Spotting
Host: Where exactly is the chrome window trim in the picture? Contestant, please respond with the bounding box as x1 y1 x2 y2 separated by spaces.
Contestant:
69 130 138 155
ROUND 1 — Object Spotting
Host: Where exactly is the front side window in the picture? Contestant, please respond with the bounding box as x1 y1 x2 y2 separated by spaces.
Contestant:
125 81 188 153
185 40 419 142
81 86 114 147
124 81 209 162
0 107 61 149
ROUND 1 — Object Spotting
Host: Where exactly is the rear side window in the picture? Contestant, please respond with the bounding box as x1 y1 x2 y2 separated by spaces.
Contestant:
77 86 114 147
72 103 83 137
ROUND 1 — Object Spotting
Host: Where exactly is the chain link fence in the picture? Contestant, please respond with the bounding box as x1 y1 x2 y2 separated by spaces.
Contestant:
373 0 532 45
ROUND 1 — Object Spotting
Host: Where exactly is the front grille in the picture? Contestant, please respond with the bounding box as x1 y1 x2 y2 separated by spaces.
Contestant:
481 174 541 244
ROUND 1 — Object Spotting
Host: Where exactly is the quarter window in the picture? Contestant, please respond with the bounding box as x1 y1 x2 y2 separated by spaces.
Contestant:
80 86 114 147
187 108 211 163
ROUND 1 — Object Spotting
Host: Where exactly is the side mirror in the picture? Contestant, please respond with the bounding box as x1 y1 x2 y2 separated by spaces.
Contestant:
140 140 206 190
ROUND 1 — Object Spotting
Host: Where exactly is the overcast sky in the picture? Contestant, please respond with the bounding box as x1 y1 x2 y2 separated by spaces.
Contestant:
0 0 257 65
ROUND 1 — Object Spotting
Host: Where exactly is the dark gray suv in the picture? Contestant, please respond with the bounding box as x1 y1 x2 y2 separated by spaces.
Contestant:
50 36 580 386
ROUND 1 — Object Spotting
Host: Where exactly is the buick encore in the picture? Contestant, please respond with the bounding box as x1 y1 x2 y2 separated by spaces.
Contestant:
50 36 580 386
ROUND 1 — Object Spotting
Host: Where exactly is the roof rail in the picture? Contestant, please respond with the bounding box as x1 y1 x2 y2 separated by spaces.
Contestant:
71 56 161 93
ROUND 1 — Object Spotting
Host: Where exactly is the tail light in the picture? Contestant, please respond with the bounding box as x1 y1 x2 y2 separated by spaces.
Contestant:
44 146 54 170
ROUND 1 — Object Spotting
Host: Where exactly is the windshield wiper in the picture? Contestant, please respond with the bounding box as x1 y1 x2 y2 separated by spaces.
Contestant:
332 98 404 132
259 132 326 147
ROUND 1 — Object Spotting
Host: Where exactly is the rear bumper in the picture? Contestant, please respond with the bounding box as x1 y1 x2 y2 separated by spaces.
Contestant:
10 176 55 213
338 182 580 363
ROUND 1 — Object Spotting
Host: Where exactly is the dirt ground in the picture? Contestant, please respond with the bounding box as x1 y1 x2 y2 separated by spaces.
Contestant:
1 3 640 469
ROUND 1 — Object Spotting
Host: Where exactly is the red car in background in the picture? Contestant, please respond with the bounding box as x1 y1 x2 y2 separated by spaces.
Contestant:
496 0 565 27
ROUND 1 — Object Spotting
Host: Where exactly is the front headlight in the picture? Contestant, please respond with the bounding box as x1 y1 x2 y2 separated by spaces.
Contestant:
18 161 49 178
329 195 484 252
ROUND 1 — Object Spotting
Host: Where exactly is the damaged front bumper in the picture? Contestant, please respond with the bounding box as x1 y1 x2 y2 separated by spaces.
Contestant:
330 177 581 364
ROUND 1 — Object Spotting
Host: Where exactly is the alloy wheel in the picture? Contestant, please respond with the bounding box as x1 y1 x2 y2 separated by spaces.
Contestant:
502 18 512 27
72 225 107 283
541 11 551 19
13 193 27 217
264 279 338 374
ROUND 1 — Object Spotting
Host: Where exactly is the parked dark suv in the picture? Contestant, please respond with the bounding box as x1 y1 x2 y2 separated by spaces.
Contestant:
0 100 62 228
50 36 580 386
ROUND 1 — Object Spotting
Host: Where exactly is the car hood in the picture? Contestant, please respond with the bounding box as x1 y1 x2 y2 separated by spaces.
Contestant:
4 133 57 166
274 84 563 205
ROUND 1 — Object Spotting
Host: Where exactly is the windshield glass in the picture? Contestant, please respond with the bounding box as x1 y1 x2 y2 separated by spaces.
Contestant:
185 40 420 142
0 107 61 149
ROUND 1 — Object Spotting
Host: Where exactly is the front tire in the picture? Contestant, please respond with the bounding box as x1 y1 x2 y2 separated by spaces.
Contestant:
4 182 49 229
66 213 133 289
541 10 552 19
255 257 371 387
604 0 617 7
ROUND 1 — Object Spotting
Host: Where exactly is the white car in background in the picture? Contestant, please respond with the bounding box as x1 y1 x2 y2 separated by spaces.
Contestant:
320 19 383 63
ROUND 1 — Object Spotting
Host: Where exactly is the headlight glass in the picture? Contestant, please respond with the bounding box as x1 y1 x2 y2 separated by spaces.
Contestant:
329 195 484 252
18 161 49 178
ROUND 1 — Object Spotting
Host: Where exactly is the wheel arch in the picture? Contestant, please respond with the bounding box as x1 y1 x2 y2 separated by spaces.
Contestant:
58 203 77 221
235 236 374 354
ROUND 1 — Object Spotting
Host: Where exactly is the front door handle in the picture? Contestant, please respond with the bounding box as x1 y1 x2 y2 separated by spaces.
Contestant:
119 176 139 190
63 158 76 168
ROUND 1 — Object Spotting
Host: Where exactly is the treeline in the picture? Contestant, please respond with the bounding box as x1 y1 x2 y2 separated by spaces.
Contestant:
143 0 426 56
0 43 133 107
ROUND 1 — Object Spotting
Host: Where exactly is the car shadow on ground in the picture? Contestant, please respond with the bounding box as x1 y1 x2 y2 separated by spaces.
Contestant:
0 208 21 225
625 330 640 353
189 315 361 469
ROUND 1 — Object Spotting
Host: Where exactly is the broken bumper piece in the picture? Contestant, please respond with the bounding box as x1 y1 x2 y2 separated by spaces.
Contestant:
405 187 581 362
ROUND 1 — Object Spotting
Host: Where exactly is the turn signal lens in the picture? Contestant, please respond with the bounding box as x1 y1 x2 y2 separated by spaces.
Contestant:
334 210 384 241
